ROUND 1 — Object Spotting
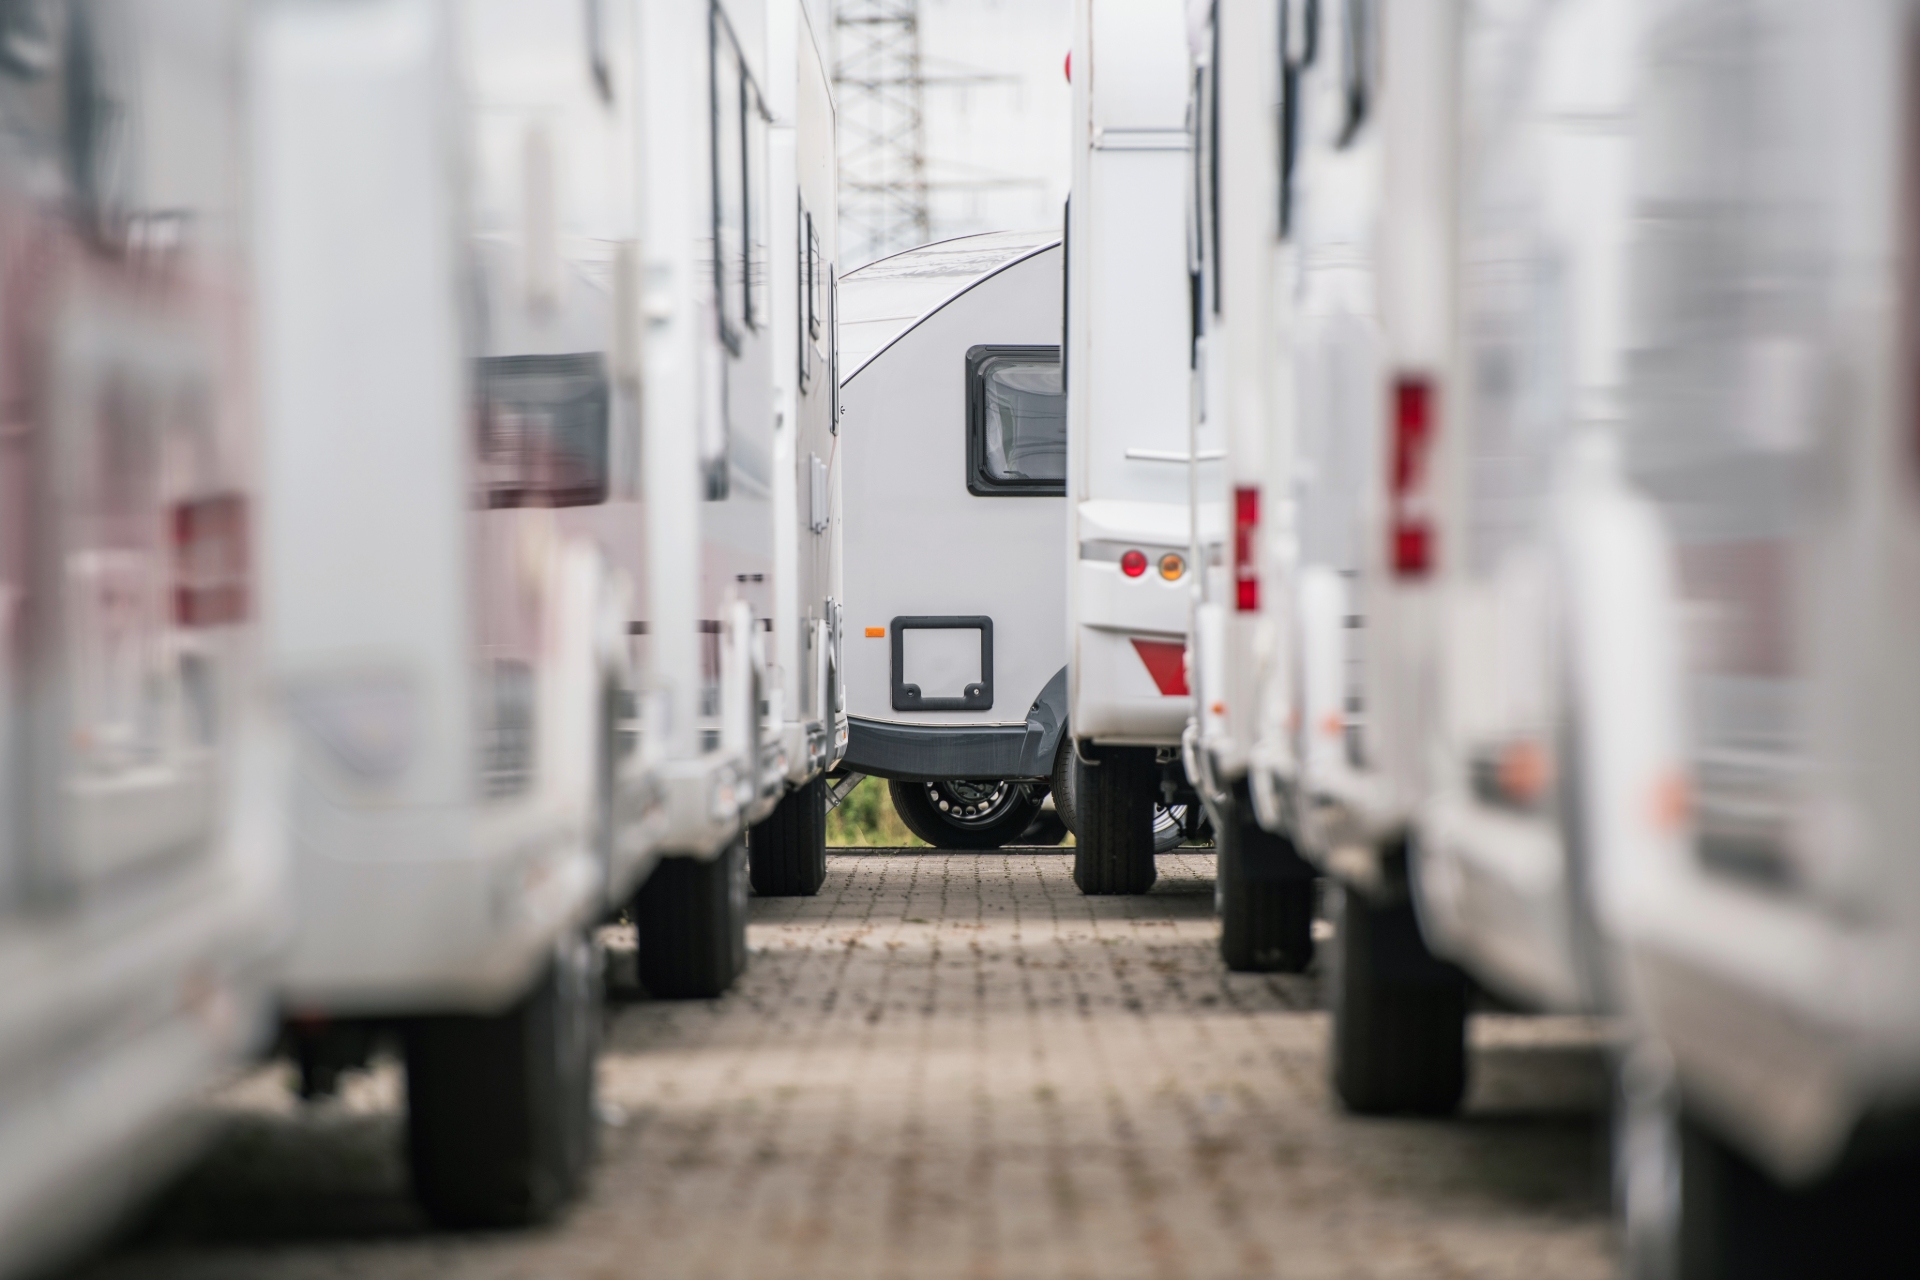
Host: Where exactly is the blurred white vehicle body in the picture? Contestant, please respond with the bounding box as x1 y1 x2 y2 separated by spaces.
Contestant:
0 3 287 1271
837 233 1070 848
1293 0 1920 1263
254 0 635 1224
1295 0 1647 1118
1600 0 1920 1262
1065 0 1206 893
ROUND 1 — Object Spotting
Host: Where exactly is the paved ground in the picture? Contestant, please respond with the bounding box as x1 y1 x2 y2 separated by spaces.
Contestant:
75 850 1615 1280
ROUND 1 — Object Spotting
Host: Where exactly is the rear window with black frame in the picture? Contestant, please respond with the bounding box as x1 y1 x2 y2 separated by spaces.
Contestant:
966 344 1064 496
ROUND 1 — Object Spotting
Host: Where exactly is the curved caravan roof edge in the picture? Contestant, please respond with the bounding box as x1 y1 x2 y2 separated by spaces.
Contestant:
838 231 1061 383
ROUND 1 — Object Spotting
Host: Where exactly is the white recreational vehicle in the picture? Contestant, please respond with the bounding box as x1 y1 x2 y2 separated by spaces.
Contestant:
639 0 846 916
837 233 1071 847
254 0 646 1225
0 2 289 1271
745 0 848 894
1598 0 1920 1266
1307 0 1642 1121
1242 0 1920 1265
255 0 842 1224
1178 0 1322 974
1065 0 1208 893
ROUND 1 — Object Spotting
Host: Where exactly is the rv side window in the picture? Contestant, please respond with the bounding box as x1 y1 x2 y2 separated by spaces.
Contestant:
476 352 612 508
1337 0 1373 146
745 78 769 328
807 214 823 341
711 15 745 352
797 202 813 389
966 345 1065 497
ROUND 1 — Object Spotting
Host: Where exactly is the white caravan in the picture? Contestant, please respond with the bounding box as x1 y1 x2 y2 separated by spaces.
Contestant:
638 0 847 911
1178 0 1322 974
1270 0 1920 1267
745 0 848 894
1065 0 1208 894
838 233 1072 848
1600 0 1920 1267
1311 0 1648 1119
254 0 670 1226
0 3 288 1271
1177 0 1478 1116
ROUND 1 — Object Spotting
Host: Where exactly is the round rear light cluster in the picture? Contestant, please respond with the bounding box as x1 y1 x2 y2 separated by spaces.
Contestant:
1119 549 1186 580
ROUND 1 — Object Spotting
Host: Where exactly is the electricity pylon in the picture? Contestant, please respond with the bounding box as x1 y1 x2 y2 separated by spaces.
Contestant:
833 0 931 267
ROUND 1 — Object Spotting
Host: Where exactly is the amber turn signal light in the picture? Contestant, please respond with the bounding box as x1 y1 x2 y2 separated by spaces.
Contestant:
1158 553 1184 580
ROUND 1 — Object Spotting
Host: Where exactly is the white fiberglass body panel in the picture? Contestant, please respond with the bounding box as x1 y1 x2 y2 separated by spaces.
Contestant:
1224 0 1391 853
763 0 845 790
1183 0 1311 811
1398 0 1648 1017
1598 0 1920 1183
255 0 623 1013
636 0 785 854
1067 0 1196 747
838 235 1067 778
0 3 287 1270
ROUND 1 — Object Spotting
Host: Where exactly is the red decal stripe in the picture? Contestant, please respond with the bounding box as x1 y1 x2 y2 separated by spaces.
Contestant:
1130 638 1189 697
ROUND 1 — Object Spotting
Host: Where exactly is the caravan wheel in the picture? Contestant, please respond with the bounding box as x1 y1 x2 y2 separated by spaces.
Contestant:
889 778 1045 849
1216 792 1315 973
633 842 750 998
748 776 828 896
1072 746 1158 894
404 929 601 1227
1328 879 1467 1114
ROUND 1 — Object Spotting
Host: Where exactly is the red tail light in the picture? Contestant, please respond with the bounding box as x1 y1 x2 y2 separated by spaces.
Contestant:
172 492 249 627
1390 376 1436 578
1233 486 1259 611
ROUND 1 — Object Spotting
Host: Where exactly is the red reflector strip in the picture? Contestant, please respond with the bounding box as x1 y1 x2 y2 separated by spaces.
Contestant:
1390 377 1435 578
1131 638 1189 697
1233 485 1259 612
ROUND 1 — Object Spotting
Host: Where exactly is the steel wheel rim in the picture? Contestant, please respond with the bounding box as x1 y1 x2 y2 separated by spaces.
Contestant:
923 779 1029 829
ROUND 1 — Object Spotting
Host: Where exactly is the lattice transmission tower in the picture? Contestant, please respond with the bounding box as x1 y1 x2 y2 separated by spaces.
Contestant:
833 0 931 267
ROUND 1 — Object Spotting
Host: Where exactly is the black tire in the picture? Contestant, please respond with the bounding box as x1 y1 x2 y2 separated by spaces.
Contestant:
1329 879 1467 1114
404 930 600 1228
1216 788 1315 972
748 775 827 895
889 778 1044 849
1049 735 1078 838
1072 745 1158 894
1615 1042 1920 1280
634 841 748 998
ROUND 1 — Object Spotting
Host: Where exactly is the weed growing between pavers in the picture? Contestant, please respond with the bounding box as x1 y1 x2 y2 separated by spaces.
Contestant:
825 777 926 847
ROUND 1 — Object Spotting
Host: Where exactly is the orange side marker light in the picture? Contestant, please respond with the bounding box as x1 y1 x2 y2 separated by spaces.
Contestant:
865 626 885 638
1650 770 1691 834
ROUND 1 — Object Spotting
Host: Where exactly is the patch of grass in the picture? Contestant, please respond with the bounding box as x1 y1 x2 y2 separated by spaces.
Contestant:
826 776 926 847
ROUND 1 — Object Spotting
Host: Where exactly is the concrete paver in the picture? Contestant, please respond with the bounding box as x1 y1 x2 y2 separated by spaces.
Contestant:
75 850 1614 1280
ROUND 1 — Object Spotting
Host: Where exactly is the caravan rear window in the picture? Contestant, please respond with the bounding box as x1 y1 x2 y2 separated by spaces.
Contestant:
966 345 1064 496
